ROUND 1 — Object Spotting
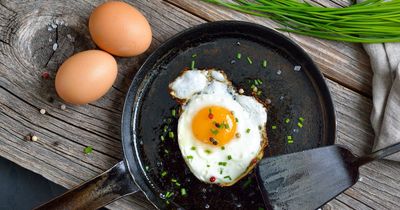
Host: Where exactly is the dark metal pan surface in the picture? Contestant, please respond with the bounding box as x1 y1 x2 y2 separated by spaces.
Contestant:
122 21 336 209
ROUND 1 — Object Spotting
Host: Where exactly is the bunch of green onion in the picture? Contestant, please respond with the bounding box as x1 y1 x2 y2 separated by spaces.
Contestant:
204 0 400 43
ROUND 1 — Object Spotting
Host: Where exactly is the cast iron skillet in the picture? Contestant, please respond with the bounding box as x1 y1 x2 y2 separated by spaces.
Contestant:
36 21 336 210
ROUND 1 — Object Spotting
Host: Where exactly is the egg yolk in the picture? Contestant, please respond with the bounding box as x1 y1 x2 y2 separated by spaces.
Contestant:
191 106 237 146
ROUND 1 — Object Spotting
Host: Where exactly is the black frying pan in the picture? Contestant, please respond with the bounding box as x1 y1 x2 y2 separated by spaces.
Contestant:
35 21 336 210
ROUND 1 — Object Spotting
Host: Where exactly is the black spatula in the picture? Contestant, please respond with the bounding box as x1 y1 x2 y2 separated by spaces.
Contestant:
257 142 400 210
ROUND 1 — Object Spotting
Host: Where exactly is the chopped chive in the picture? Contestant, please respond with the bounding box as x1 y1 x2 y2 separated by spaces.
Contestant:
209 108 212 114
191 146 196 150
299 117 305 122
227 155 232 160
164 149 169 154
192 53 197 58
191 60 195 69
237 52 242 59
168 131 174 138
285 118 290 123
175 182 181 187
288 141 294 144
247 56 253 64
181 188 187 196
167 118 172 123
250 84 256 89
171 109 176 117
271 125 277 130
224 122 230 129
262 60 267 68
160 136 165 141
254 79 259 85
186 155 193 160
166 200 170 205
161 171 167 177
211 129 219 135
242 178 252 188
205 149 212 154
287 135 292 140
221 146 225 150
171 178 177 183
235 118 239 122
257 79 263 84
220 168 223 174
246 128 251 133
207 164 210 167
218 162 227 166
224 176 232 180
83 146 93 154
165 191 173 198
163 125 168 133
297 122 303 128
257 90 262 96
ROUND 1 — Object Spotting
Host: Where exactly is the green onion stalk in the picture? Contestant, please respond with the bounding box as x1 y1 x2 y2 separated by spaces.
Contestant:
203 0 400 43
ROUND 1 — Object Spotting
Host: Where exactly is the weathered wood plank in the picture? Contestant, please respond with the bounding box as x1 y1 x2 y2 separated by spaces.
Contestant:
167 0 373 96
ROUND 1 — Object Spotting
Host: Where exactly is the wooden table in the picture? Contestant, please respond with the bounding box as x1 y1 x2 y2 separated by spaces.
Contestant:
1 0 399 209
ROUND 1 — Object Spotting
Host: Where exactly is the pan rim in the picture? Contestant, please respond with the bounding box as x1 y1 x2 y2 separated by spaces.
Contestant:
121 20 337 209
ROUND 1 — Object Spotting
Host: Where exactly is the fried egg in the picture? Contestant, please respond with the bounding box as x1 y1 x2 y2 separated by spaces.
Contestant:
169 69 268 186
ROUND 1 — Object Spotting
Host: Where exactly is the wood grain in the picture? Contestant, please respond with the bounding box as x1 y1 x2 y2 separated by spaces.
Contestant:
0 0 399 209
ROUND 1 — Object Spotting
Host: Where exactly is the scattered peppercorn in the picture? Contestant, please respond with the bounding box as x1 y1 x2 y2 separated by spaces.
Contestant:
24 135 31 141
209 176 216 182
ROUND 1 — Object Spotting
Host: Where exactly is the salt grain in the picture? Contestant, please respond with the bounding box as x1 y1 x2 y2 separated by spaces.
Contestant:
205 204 210 209
39 109 46 114
294 65 301 71
51 23 57 29
239 88 244 94
31 135 38 142
49 38 52 42
47 26 53 31
53 43 58 51
60 104 66 110
358 176 363 182
277 70 282 75
279 95 285 101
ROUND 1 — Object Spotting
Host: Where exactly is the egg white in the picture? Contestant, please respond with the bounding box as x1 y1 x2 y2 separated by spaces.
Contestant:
169 69 267 185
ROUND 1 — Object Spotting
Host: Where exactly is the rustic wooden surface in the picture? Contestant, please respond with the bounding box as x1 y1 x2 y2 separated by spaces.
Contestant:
0 0 399 209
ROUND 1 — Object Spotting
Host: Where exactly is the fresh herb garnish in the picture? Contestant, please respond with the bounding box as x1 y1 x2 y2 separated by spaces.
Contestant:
161 171 167 177
210 129 219 135
192 53 197 58
207 164 210 167
83 146 93 154
165 191 174 198
246 128 251 133
262 60 267 68
299 117 305 122
218 162 227 166
227 155 232 160
160 135 165 141
171 109 176 117
287 135 292 140
191 60 195 69
297 122 303 128
187 155 193 160
205 149 212 154
224 176 232 180
235 118 238 122
164 149 169 154
221 146 225 150
168 131 174 138
247 56 253 64
237 52 241 59
171 178 177 183
191 146 196 150
181 188 187 196
163 125 168 133
220 168 223 174
285 118 290 123
271 125 277 130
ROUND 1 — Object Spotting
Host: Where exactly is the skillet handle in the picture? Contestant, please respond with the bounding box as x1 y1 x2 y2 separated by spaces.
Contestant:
34 161 140 210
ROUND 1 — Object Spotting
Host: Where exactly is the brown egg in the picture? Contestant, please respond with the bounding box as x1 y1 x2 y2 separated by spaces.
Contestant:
89 1 152 57
55 50 117 105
